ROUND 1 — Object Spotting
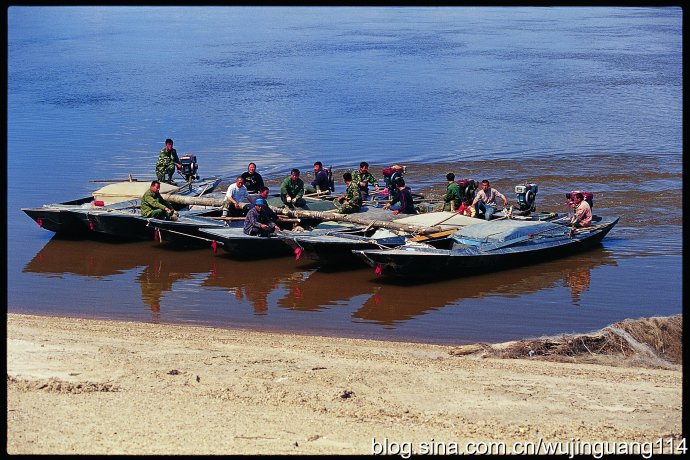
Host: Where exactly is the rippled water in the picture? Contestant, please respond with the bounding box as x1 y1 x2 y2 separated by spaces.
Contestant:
7 7 682 344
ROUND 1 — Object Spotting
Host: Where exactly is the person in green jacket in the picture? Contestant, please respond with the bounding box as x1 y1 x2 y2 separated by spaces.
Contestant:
334 172 362 214
441 172 462 212
351 161 380 201
141 180 178 220
156 138 182 183
280 169 306 208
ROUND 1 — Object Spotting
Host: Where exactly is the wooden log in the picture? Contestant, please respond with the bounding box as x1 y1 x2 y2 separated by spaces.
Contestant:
164 195 446 234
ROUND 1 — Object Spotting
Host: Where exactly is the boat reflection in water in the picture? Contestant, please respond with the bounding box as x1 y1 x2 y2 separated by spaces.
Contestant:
353 248 617 328
201 256 304 315
22 237 616 337
24 238 216 321
276 268 376 312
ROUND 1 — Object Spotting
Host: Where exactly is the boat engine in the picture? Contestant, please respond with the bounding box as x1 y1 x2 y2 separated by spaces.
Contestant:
515 183 538 212
179 154 199 182
456 179 478 202
566 191 594 210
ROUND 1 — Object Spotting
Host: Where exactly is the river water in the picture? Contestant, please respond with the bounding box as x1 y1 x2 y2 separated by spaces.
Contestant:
7 6 682 344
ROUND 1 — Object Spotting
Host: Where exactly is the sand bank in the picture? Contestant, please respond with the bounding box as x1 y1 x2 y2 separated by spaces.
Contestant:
6 313 683 455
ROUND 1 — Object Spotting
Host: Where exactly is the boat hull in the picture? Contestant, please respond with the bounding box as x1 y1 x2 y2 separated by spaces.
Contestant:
200 228 295 259
355 217 619 279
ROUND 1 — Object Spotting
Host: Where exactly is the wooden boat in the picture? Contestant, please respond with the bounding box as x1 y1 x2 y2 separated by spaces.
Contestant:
22 177 222 239
354 215 619 279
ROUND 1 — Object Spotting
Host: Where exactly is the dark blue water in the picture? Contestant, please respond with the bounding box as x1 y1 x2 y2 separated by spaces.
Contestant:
7 7 682 344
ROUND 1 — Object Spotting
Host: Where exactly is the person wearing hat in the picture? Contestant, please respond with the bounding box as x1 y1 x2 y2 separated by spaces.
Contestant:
156 138 182 184
243 198 280 237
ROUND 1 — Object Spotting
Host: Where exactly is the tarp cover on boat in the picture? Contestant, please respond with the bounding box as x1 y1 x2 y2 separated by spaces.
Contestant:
451 219 565 245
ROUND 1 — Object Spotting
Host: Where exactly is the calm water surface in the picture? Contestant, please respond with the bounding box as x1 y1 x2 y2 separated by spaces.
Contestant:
7 7 682 344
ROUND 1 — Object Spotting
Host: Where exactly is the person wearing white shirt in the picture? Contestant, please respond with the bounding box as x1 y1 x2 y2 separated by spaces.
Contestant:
222 176 250 217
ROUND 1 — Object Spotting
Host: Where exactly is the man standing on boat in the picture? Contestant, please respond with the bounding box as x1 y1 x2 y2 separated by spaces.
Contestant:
240 162 265 194
570 193 592 228
280 169 306 208
156 138 182 184
472 179 508 220
351 161 380 201
141 180 178 220
334 172 362 214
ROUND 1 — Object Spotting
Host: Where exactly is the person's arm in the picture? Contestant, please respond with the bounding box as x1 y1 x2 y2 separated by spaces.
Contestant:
497 190 508 206
295 180 305 200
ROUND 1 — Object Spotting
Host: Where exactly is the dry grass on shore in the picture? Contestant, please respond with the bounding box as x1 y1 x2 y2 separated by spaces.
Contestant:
449 314 682 369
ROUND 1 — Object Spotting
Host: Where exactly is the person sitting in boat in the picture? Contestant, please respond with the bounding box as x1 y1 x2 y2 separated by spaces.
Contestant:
569 192 592 228
382 178 416 215
334 172 362 214
240 162 265 194
472 179 508 220
305 161 331 196
456 198 476 217
156 138 182 184
434 173 462 212
141 180 178 220
243 198 279 237
222 176 250 218
280 169 307 208
351 161 380 201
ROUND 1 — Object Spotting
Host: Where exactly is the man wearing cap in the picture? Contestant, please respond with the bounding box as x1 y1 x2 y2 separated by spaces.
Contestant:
156 138 182 184
243 198 280 237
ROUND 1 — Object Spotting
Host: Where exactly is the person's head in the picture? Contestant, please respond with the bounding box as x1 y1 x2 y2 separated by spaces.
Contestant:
150 180 161 192
290 168 300 181
481 179 490 191
575 192 584 203
259 186 270 198
396 178 406 188
359 161 369 173
165 138 173 150
255 198 267 208
248 162 257 174
235 176 245 187
446 173 455 182
343 172 353 183
313 161 323 172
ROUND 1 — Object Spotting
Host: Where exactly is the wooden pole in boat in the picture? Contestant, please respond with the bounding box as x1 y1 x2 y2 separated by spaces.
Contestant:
163 195 446 234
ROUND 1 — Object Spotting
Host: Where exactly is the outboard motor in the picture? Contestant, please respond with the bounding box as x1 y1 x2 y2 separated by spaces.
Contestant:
179 154 199 183
566 190 594 210
456 179 478 202
515 183 538 212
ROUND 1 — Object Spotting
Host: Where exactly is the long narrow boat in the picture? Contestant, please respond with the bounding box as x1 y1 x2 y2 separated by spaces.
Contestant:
199 227 296 259
22 177 221 239
278 211 564 268
354 215 619 279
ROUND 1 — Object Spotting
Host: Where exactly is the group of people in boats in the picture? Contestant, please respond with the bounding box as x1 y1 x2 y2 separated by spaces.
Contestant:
146 138 593 236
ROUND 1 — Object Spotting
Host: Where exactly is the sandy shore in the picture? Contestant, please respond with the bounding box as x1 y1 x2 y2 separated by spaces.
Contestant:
6 313 683 455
